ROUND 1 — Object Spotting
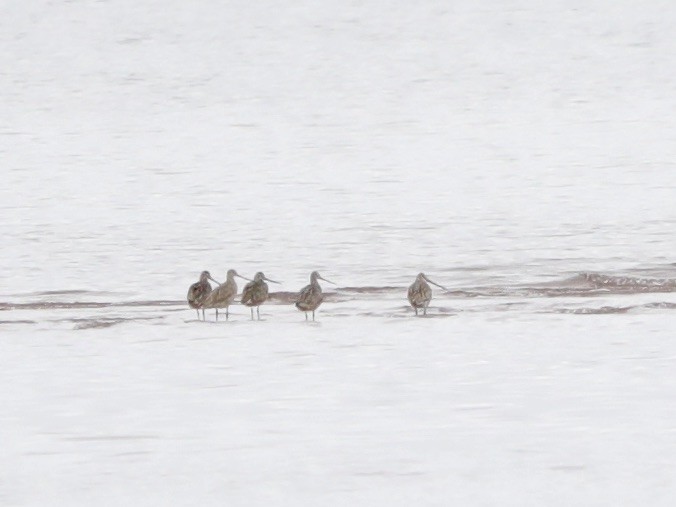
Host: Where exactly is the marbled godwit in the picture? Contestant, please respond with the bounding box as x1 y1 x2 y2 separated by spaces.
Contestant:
407 273 446 316
187 270 219 320
241 272 280 320
203 269 251 321
295 271 334 321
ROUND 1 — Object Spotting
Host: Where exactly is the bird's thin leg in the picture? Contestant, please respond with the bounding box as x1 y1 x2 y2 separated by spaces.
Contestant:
414 307 418 316
312 310 315 321
305 312 308 321
196 309 200 320
202 308 206 320
226 307 229 321
257 307 260 320
215 309 219 322
250 307 254 320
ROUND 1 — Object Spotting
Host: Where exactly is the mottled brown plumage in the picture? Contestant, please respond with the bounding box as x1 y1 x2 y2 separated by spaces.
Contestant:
203 269 250 321
407 273 446 316
241 272 280 320
295 271 334 321
187 270 219 320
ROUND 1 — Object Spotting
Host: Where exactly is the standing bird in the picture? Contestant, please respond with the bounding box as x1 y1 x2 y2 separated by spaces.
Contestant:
407 273 447 316
187 270 220 320
203 269 251 321
295 271 335 321
241 272 280 320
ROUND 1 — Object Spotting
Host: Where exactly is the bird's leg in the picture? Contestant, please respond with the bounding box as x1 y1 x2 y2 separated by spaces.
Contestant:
226 307 229 321
250 307 254 320
312 310 315 321
414 307 418 316
196 309 200 320
202 308 206 320
257 307 261 320
305 312 308 321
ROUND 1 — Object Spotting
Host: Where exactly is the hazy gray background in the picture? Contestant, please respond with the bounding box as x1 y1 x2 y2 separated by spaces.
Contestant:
1 1 675 505
2 0 674 297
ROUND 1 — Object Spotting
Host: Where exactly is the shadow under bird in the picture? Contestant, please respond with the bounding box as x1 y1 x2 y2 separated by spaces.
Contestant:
241 272 280 320
203 269 251 321
295 271 335 321
407 272 447 316
187 270 220 320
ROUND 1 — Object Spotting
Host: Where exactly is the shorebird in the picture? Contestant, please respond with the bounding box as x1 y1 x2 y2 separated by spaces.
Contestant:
241 272 280 320
295 271 335 321
203 269 250 321
407 273 446 316
187 270 220 320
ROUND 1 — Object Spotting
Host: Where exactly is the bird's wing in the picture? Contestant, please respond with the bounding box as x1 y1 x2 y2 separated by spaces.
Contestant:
296 284 313 303
241 282 254 304
203 286 220 306
407 283 417 302
187 282 202 302
408 282 430 305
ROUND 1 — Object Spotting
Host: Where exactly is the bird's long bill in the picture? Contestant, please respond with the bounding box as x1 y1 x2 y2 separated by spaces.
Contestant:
264 276 281 284
236 274 252 282
319 275 336 285
423 275 446 290
209 276 221 285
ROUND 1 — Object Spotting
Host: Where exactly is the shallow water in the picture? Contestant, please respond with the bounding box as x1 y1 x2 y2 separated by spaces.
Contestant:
1 0 676 505
2 0 675 300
